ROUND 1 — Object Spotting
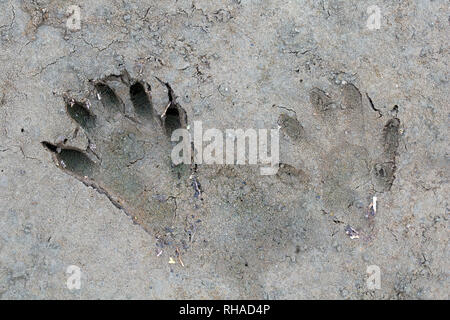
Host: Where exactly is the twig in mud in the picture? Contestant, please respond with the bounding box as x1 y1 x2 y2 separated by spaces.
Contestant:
176 247 185 267
366 196 377 219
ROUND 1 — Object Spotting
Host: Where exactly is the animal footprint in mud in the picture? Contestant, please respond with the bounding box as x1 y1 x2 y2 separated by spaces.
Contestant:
279 83 401 238
43 72 189 237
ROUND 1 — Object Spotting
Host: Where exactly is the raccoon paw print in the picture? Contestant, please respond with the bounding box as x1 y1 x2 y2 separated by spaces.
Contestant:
278 83 401 241
43 72 189 240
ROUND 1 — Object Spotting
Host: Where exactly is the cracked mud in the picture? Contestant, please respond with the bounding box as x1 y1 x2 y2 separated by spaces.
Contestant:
0 0 448 300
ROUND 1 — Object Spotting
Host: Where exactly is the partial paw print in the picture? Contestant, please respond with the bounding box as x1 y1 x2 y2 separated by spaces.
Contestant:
278 83 401 241
43 71 190 240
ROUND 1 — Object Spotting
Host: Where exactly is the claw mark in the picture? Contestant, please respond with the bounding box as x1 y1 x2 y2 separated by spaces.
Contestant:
372 117 401 191
42 142 95 177
130 81 153 118
64 97 96 130
366 93 382 117
94 83 123 114
156 77 188 135
383 118 400 159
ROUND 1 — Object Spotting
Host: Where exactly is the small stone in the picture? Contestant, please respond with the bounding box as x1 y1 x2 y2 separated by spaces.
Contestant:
23 224 32 234
345 225 359 239
218 84 231 96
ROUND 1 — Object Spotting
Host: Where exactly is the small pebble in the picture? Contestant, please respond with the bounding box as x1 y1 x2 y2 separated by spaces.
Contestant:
218 84 231 96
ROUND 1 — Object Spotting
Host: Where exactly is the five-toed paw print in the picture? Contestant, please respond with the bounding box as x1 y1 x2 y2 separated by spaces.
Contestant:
43 72 190 240
278 83 400 240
